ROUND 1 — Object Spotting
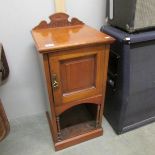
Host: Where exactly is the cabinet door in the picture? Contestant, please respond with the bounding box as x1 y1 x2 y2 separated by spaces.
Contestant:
49 46 106 106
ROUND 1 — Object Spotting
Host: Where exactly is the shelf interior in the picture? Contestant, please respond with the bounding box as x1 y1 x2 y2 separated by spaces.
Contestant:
59 104 98 140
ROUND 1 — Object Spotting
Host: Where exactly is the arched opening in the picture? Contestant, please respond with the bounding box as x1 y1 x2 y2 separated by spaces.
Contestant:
58 103 99 140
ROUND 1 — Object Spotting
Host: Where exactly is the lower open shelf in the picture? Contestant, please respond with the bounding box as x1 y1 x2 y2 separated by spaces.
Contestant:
59 104 98 140
61 120 96 140
47 103 103 151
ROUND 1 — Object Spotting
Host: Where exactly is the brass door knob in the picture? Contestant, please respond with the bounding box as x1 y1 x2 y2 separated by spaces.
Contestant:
52 74 59 89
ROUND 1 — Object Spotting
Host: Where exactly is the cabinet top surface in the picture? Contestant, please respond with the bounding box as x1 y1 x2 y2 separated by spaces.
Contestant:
32 25 115 53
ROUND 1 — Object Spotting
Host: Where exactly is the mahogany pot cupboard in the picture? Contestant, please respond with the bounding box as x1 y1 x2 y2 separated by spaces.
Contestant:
32 13 115 151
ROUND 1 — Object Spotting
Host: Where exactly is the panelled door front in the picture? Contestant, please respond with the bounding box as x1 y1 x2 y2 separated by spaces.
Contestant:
49 46 106 106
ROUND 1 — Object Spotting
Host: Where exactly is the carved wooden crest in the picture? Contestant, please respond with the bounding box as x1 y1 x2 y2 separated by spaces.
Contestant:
33 13 84 30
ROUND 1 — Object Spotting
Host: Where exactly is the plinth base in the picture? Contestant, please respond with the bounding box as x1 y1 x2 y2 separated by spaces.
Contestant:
46 112 103 151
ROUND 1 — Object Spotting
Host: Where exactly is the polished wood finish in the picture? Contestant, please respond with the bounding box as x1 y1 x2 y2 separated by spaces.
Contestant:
49 46 105 107
55 128 103 151
0 99 10 141
47 111 103 151
42 54 58 142
32 13 115 151
55 94 102 116
33 13 84 30
32 14 114 53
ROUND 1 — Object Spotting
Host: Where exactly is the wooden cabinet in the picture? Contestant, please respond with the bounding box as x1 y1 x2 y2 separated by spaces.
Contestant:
0 99 10 141
32 13 115 151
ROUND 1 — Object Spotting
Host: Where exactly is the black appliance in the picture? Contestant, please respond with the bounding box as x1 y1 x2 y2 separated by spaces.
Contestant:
101 26 155 134
107 0 155 33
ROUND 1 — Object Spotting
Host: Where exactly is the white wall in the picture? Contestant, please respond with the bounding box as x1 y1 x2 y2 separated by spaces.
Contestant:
0 0 106 120
66 0 107 30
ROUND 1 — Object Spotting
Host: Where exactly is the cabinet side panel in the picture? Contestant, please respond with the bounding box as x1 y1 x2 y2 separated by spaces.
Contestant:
39 54 51 116
42 54 58 142
99 45 110 125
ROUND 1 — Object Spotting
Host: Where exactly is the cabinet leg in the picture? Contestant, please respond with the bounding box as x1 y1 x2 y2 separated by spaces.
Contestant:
96 105 101 128
56 116 62 141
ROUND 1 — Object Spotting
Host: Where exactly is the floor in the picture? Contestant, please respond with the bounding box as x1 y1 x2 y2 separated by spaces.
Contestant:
0 113 155 155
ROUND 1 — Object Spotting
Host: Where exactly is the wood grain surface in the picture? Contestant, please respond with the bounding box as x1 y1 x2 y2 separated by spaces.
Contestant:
32 13 115 151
